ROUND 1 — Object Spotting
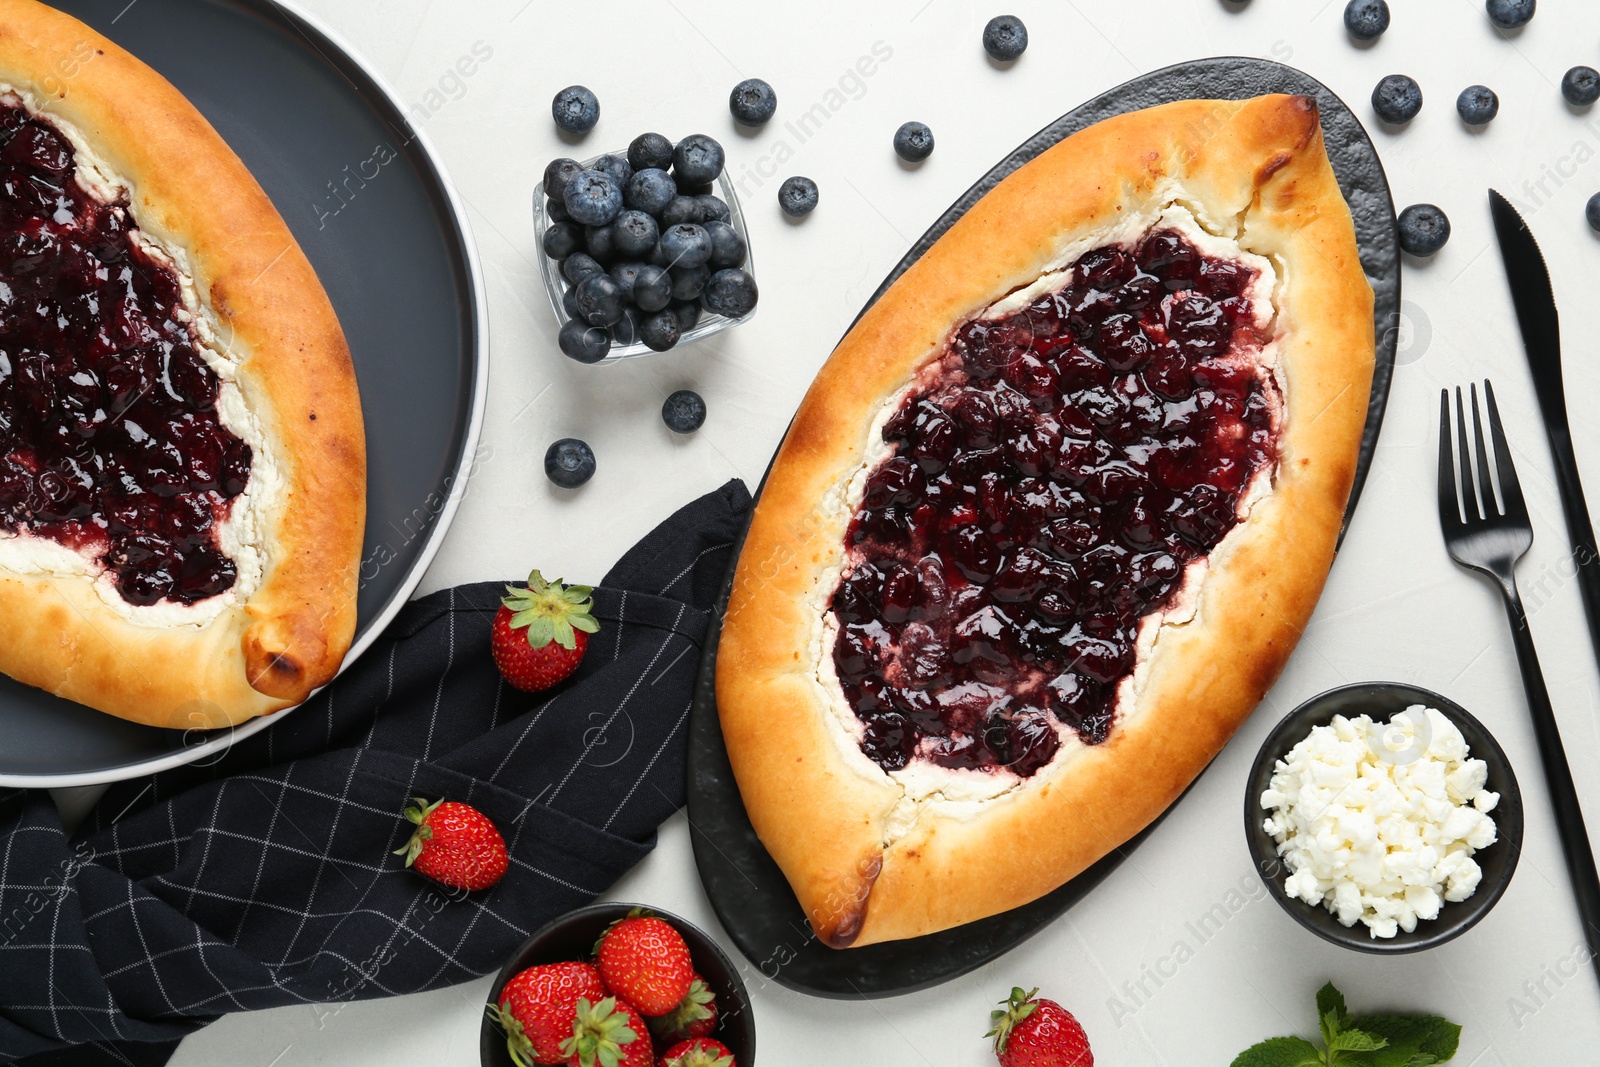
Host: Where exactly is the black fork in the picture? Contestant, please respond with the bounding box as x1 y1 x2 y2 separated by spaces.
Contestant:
1439 381 1600 985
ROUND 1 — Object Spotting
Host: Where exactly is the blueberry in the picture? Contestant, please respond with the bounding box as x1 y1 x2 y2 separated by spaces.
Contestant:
552 86 599 134
1563 66 1600 107
982 15 1028 62
561 252 603 285
730 78 778 126
575 272 625 326
697 195 731 223
591 152 633 188
609 261 648 303
628 132 675 173
632 264 673 312
705 220 747 269
640 310 682 352
542 222 582 260
557 321 610 365
1372 75 1423 124
700 268 758 318
1588 192 1600 232
677 181 714 197
778 176 819 217
671 264 711 301
658 223 713 269
612 210 659 259
611 306 641 346
1457 85 1499 124
1343 0 1389 40
546 196 571 223
894 121 934 163
673 134 726 186
672 302 702 332
585 223 617 264
563 170 623 225
1485 0 1534 30
662 389 706 432
545 438 597 486
625 168 677 215
543 158 584 201
561 285 581 320
661 196 706 226
1397 203 1451 256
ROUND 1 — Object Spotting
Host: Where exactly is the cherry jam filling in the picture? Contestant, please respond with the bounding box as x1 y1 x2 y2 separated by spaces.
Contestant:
0 101 250 606
831 228 1278 776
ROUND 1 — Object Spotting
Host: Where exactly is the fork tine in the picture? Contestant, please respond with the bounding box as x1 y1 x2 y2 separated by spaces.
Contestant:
1483 379 1528 521
1470 383 1499 517
1454 387 1480 522
1437 389 1461 530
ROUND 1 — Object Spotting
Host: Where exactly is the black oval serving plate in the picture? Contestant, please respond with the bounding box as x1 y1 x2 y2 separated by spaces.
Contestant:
687 57 1400 998
0 0 486 785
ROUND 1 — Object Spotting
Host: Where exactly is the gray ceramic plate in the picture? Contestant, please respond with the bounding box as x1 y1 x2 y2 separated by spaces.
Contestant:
0 0 488 786
687 57 1400 997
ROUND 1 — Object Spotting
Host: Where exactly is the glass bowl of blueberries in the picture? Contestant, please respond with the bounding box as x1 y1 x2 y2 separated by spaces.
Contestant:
534 132 757 363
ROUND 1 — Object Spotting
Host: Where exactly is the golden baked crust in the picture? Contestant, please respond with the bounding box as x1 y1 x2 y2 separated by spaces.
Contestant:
0 0 364 729
717 95 1374 947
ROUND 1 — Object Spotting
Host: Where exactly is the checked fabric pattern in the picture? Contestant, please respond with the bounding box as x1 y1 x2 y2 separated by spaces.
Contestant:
0 479 750 1067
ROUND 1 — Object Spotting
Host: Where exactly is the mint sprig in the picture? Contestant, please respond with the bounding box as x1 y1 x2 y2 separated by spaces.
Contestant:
1230 982 1460 1067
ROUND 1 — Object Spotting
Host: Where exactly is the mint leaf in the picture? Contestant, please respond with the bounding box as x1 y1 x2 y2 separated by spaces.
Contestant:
1230 1036 1323 1067
1328 1028 1388 1054
1350 1015 1460 1064
1317 983 1349 1036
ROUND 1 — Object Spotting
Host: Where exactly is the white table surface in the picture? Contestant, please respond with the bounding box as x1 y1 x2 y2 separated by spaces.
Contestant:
144 0 1600 1062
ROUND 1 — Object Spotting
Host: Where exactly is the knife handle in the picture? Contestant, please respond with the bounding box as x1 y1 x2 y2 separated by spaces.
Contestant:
1542 421 1600 676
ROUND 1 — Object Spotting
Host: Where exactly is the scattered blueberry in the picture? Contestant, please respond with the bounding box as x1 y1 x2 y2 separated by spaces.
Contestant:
542 222 582 260
672 302 702 333
700 268 758 319
705 220 747 269
591 152 634 189
1457 85 1499 124
611 307 640 346
1343 0 1390 40
561 252 603 286
612 211 659 259
1563 66 1600 107
626 169 677 215
662 390 706 433
673 135 726 186
543 158 584 201
1398 203 1451 256
563 170 623 225
552 86 600 134
894 121 935 162
628 132 675 173
557 321 610 365
779 176 819 217
545 438 597 486
1587 192 1600 232
585 222 617 264
633 264 673 312
546 196 571 223
658 223 713 270
640 310 682 352
670 264 711 301
697 195 731 223
982 15 1028 62
1485 0 1535 30
1372 75 1423 124
661 196 706 226
730 78 778 126
575 272 625 326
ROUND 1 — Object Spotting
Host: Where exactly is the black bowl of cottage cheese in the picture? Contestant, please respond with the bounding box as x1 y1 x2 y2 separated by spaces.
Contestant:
1244 681 1524 953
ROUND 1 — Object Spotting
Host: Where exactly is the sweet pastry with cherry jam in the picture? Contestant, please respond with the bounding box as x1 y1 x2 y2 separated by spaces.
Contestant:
718 96 1375 948
0 0 364 729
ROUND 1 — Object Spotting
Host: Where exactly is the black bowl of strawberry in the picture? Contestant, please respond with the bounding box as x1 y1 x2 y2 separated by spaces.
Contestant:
481 902 754 1067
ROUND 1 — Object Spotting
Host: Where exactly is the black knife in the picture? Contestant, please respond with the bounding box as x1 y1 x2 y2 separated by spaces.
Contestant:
1489 190 1600 673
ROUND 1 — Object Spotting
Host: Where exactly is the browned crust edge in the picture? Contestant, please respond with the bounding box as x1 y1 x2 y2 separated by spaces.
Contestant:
0 0 365 729
716 95 1375 947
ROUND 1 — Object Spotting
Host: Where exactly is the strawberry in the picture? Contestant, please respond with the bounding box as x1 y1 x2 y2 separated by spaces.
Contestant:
645 976 717 1045
392 797 508 891
987 987 1093 1067
562 996 652 1067
492 570 600 692
593 912 694 1017
491 962 608 1066
659 1038 735 1067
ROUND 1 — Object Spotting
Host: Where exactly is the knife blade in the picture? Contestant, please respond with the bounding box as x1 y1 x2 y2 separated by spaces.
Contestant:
1488 189 1600 672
